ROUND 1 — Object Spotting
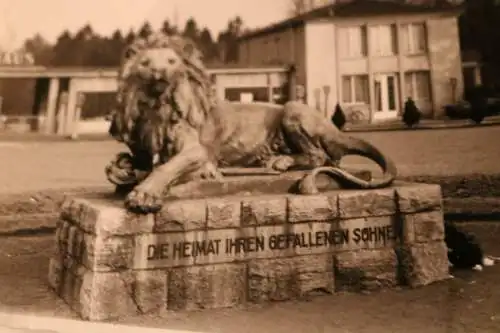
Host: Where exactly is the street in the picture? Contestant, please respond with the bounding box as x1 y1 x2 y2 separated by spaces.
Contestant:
0 125 499 194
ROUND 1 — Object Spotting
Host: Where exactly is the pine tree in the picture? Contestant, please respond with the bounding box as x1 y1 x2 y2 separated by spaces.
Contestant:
160 19 178 35
137 21 153 39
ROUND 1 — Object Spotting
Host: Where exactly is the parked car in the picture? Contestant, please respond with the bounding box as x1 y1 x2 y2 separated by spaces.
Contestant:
444 85 500 120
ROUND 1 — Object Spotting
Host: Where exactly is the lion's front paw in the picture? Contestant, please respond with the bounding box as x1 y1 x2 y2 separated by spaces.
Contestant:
267 155 295 172
125 188 163 214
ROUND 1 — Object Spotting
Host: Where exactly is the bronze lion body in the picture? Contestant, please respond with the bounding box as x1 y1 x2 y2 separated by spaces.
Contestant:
106 32 397 213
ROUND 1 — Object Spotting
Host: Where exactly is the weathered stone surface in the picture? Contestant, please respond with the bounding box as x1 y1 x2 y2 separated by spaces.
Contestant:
396 183 443 213
335 216 398 252
241 196 287 226
67 264 87 314
48 256 63 292
60 197 154 235
193 229 247 265
287 194 337 222
51 181 445 321
397 241 450 288
248 255 334 302
167 263 246 310
206 197 241 228
81 234 135 271
154 199 207 232
133 270 168 314
55 220 71 253
134 232 197 269
335 249 398 291
79 270 138 321
249 224 293 260
61 268 77 309
338 188 396 218
294 255 335 297
401 210 445 244
164 169 371 200
66 225 79 257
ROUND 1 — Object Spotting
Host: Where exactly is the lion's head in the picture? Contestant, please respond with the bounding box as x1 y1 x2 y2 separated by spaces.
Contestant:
108 32 215 155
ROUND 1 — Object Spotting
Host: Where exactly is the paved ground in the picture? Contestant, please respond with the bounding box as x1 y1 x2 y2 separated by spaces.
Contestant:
0 222 499 333
0 125 499 194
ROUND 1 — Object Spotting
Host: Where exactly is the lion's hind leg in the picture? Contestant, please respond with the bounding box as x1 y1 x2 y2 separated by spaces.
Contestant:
266 106 331 172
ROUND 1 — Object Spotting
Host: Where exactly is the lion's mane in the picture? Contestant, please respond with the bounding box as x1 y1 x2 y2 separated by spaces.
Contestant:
108 32 216 156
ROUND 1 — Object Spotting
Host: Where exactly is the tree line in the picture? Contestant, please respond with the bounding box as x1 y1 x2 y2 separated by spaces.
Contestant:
0 16 245 120
22 16 245 67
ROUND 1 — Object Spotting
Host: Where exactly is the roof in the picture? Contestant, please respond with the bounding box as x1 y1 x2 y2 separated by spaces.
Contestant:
0 65 289 79
239 0 465 41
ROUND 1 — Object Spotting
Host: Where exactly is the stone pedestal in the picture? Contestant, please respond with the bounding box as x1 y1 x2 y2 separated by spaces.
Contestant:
48 179 449 321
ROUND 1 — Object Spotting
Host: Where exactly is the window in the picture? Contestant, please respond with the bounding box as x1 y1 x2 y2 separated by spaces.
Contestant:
342 75 369 104
401 23 427 55
370 24 398 56
405 71 431 101
339 26 368 59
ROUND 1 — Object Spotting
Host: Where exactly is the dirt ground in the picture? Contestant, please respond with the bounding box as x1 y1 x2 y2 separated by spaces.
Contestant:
0 125 499 194
0 222 499 333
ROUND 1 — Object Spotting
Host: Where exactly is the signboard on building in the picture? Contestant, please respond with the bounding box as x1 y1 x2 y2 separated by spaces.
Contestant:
0 51 35 66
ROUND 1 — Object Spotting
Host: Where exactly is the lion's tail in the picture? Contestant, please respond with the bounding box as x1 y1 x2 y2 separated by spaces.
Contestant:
324 135 397 189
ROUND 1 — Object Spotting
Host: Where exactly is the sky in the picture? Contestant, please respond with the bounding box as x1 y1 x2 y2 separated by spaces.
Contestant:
0 0 290 50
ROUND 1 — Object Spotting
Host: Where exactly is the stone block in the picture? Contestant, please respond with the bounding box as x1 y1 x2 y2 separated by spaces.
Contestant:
338 188 396 218
401 210 445 244
249 224 294 260
287 194 338 223
206 197 241 228
63 264 87 314
294 255 335 296
133 270 168 314
167 263 246 310
248 254 334 302
60 197 154 236
56 220 71 254
193 228 249 265
397 241 450 288
335 216 398 252
154 199 207 232
60 268 77 309
335 249 398 291
133 232 197 269
396 183 443 213
48 256 64 292
81 234 135 271
50 181 445 321
78 270 139 321
59 266 168 320
241 196 287 226
66 225 80 258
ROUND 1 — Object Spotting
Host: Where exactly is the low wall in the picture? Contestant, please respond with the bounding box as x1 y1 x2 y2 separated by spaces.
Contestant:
48 181 449 321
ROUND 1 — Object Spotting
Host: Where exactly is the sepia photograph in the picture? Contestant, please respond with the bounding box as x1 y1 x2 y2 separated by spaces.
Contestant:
0 0 499 332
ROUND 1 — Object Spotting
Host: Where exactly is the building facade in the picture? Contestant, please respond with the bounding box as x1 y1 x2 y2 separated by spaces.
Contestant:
238 0 466 122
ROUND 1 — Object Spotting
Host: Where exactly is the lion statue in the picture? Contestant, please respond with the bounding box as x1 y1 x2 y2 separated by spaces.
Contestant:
105 31 398 214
